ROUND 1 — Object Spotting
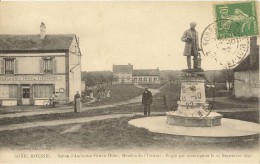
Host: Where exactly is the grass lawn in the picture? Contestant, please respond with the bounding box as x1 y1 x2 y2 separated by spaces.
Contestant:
0 116 258 151
84 84 143 107
0 100 258 127
0 84 258 126
0 83 258 152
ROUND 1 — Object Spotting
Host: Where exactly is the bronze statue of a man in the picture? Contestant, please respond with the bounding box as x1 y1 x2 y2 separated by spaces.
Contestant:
181 22 201 69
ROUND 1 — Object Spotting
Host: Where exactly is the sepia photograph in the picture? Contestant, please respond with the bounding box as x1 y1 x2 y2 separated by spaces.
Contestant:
0 1 259 163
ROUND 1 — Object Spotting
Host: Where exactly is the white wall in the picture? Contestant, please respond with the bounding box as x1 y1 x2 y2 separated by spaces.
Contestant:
113 73 132 84
68 37 82 102
0 53 65 74
234 70 259 98
55 56 66 73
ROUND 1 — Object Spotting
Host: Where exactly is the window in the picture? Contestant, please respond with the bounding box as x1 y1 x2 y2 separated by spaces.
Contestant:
154 77 157 81
149 77 152 82
5 59 14 74
134 78 137 83
33 85 53 98
0 59 18 74
121 77 125 83
139 78 142 82
0 85 18 98
44 59 53 73
144 77 147 83
40 58 56 74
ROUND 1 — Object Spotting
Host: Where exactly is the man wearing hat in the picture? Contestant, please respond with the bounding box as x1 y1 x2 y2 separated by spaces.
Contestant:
181 22 201 69
142 87 153 116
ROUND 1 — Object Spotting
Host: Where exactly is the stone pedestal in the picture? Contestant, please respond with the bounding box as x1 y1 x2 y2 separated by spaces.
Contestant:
166 69 222 127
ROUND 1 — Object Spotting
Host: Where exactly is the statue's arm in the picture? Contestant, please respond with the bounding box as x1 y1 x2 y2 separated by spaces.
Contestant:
181 31 188 42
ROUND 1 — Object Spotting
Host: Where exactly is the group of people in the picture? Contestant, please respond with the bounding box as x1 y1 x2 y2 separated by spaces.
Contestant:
96 89 111 101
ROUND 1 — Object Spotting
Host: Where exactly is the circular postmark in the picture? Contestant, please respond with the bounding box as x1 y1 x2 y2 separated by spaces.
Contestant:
201 22 250 68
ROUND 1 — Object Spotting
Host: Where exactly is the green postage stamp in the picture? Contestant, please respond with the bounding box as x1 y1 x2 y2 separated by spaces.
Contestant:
215 1 258 39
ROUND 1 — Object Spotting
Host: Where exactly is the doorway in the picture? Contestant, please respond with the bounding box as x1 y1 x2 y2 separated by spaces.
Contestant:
22 86 30 105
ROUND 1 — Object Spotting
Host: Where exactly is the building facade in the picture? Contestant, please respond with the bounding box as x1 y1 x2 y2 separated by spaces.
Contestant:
233 37 259 99
133 69 160 84
113 64 133 84
0 23 81 106
113 64 160 84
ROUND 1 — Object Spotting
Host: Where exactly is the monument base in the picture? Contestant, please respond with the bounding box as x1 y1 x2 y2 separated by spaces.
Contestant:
166 111 222 127
128 116 259 143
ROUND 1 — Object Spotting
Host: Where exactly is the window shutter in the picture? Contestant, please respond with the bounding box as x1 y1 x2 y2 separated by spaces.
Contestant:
14 60 18 74
0 60 4 74
53 59 57 74
39 59 44 73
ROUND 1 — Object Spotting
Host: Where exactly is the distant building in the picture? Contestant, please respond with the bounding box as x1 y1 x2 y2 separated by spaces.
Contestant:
133 69 160 84
113 64 160 84
113 64 133 84
0 23 82 106
233 37 259 99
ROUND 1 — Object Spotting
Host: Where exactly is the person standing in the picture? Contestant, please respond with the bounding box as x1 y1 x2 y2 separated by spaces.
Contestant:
97 89 101 101
51 91 57 108
74 91 82 113
181 22 201 69
90 90 94 99
142 87 153 116
107 89 111 98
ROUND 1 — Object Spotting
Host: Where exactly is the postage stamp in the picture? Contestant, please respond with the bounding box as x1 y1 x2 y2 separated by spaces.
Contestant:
201 22 250 68
215 1 258 39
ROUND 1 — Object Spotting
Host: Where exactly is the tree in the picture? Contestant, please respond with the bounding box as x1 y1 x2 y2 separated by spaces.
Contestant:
221 66 234 90
84 73 96 87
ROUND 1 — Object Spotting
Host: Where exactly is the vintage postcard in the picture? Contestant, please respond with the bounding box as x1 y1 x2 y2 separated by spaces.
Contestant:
0 1 259 164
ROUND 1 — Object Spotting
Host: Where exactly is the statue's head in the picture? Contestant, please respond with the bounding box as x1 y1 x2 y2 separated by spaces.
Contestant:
190 22 197 29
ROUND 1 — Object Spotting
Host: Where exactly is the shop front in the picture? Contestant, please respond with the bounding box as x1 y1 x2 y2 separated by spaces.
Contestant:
0 75 67 106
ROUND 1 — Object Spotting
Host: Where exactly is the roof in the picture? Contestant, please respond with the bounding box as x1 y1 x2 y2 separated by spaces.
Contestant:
133 69 160 76
0 34 75 52
113 64 133 73
233 37 259 72
233 54 259 71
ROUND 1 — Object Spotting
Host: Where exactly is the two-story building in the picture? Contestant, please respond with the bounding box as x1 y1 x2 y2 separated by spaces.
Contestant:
113 64 133 84
0 23 81 106
113 64 160 84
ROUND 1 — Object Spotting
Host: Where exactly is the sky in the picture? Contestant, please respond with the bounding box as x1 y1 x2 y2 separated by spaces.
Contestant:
0 2 231 71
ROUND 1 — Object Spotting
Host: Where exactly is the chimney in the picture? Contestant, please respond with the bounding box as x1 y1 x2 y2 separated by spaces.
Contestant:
40 22 46 40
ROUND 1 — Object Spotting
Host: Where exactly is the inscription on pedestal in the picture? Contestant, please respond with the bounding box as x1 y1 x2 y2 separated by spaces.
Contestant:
181 82 206 103
167 70 222 127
